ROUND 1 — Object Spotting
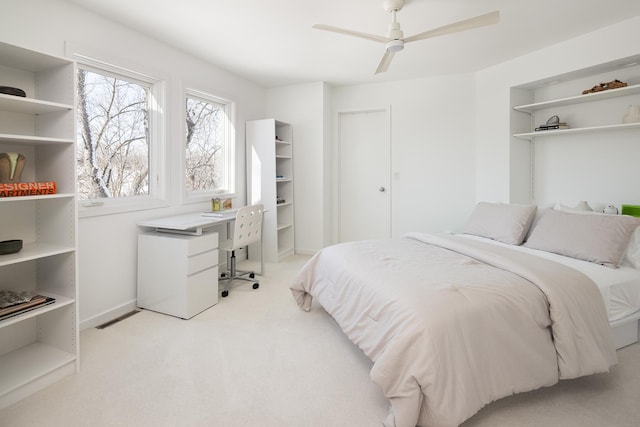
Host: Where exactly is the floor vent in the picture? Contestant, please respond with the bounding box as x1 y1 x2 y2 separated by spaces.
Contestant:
95 310 140 329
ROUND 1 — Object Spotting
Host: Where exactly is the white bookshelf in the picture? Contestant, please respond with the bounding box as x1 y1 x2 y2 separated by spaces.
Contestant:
0 41 78 409
246 119 295 262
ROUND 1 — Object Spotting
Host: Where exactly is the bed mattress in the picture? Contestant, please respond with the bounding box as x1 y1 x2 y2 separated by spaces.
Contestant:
460 234 640 322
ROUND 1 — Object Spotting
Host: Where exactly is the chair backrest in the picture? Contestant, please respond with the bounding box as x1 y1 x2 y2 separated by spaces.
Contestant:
230 204 264 250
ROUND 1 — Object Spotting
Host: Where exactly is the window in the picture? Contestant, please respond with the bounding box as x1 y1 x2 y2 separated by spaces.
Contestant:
75 57 165 215
185 90 234 198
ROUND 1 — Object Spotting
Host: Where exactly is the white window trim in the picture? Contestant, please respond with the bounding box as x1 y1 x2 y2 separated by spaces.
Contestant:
74 54 168 218
182 88 236 205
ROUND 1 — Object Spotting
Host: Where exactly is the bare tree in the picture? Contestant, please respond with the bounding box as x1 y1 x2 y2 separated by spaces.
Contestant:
185 97 224 191
76 69 149 199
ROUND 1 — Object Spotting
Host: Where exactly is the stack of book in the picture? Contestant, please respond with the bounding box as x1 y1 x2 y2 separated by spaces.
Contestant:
0 290 55 321
535 122 569 131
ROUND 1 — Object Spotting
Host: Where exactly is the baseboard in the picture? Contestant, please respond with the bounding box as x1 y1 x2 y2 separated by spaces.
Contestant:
79 300 138 331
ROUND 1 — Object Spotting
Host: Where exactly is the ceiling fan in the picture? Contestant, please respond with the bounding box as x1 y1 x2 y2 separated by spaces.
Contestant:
312 0 500 74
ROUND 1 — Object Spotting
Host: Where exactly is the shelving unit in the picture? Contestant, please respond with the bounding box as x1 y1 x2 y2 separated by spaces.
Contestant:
0 42 78 409
512 82 640 140
246 119 295 262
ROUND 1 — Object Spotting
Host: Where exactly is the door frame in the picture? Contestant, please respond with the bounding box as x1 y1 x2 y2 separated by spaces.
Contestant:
333 105 392 243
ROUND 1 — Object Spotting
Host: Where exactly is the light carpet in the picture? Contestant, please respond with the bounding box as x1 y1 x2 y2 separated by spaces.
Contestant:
1 255 638 427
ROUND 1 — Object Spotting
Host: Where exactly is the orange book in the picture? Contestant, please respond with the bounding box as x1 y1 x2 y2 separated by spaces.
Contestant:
0 181 57 197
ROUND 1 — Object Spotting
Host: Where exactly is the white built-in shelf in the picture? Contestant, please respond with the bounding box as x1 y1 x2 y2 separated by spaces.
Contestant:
0 41 78 409
0 94 73 115
0 193 75 203
0 133 75 145
0 242 76 267
247 119 295 262
0 343 76 397
513 83 640 113
0 292 74 329
513 122 640 140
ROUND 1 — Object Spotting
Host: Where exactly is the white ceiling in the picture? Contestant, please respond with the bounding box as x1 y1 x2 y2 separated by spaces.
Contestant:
64 0 640 88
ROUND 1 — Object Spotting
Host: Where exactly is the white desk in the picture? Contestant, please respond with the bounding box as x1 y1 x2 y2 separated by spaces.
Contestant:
137 211 236 236
137 211 264 318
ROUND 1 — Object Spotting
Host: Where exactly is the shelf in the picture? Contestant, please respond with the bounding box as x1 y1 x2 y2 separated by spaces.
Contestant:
513 121 640 140
513 83 640 113
276 201 293 207
276 155 292 159
275 140 291 145
277 223 293 231
0 133 75 145
0 94 73 115
0 342 76 397
276 178 292 182
0 242 75 267
0 292 74 329
0 193 75 203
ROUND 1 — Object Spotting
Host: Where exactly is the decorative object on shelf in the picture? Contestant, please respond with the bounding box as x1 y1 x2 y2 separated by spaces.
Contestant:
574 200 593 211
0 239 22 255
604 205 619 215
0 181 56 198
535 115 569 131
582 79 627 94
222 198 232 210
0 86 26 97
276 197 285 204
211 197 221 211
622 105 640 124
0 152 26 183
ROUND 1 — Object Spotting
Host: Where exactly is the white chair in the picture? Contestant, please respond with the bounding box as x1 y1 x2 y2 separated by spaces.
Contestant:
218 204 264 298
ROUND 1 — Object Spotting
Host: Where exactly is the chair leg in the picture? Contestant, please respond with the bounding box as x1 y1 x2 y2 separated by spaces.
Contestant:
219 249 260 298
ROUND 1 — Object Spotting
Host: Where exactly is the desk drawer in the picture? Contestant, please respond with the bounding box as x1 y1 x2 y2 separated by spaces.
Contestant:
188 249 218 275
188 231 219 256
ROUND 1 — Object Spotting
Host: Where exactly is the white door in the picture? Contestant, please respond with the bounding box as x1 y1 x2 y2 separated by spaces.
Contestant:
338 108 391 242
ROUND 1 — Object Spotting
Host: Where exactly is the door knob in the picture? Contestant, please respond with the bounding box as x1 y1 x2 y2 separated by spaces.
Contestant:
379 187 386 192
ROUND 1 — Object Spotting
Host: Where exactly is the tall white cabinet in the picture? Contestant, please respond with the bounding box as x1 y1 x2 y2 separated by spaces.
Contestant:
0 42 78 409
246 119 295 262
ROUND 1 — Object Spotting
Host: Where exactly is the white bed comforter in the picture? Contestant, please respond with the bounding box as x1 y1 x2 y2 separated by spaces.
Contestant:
290 233 617 427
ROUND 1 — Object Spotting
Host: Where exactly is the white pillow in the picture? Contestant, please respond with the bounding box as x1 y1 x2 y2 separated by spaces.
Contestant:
554 203 640 269
524 209 640 268
461 202 537 245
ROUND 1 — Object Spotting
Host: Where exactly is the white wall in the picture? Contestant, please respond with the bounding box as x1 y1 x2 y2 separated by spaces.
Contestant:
476 16 640 205
331 75 478 236
2 0 267 328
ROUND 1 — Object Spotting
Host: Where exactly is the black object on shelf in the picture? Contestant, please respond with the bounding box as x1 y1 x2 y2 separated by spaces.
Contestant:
0 86 26 97
0 239 22 255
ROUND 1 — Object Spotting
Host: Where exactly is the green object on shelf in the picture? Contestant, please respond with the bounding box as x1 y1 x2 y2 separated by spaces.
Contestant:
621 204 640 218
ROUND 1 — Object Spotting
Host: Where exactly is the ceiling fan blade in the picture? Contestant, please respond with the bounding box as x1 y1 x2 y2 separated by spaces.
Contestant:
404 10 499 43
375 51 395 74
312 24 388 44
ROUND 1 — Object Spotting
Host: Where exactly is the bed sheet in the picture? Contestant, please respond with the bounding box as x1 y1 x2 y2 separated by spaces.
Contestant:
459 234 640 322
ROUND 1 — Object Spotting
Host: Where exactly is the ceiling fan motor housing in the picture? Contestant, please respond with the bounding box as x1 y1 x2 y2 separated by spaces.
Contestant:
386 39 404 52
383 0 405 13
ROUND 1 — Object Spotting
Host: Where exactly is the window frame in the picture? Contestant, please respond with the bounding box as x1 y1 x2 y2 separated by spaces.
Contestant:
74 54 168 218
182 88 236 205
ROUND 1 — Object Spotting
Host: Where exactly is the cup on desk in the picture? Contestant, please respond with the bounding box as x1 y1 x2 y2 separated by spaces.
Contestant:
212 198 221 211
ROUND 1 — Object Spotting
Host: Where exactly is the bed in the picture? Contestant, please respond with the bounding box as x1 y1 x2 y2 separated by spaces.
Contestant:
290 202 640 427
